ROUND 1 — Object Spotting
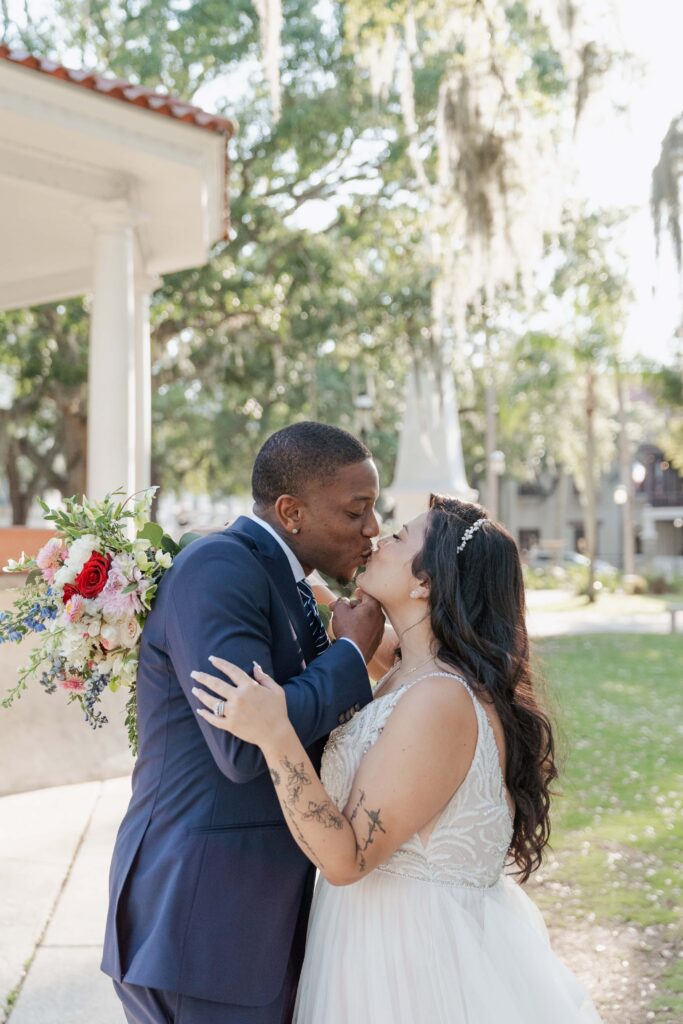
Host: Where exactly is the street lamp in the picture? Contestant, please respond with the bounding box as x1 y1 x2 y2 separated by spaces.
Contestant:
613 465 645 577
490 450 506 476
632 461 646 485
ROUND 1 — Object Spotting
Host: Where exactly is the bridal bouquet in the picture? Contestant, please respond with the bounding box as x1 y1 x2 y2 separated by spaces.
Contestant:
1 490 197 753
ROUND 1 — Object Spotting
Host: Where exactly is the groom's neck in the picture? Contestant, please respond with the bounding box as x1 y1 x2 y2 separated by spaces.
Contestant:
252 506 314 577
253 505 282 534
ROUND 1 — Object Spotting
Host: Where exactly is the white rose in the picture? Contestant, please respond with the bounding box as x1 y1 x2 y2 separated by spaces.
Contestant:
118 617 141 649
100 623 120 651
65 534 100 575
61 630 90 664
85 615 103 638
54 564 77 588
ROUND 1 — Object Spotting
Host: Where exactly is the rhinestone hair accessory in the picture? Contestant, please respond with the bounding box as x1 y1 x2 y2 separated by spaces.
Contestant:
456 517 487 554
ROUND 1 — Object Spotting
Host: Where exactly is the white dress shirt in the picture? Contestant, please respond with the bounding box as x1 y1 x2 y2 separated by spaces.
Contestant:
250 514 365 664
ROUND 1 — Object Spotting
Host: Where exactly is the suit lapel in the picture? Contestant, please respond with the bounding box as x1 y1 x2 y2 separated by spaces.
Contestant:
226 517 316 666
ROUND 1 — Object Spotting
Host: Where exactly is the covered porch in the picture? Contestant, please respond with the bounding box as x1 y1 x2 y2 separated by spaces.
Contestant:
0 46 235 500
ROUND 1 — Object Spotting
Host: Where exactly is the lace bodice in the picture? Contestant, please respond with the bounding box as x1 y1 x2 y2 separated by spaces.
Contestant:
321 672 514 888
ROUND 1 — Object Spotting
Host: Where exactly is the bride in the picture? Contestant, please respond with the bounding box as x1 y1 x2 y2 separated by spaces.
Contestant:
192 495 602 1023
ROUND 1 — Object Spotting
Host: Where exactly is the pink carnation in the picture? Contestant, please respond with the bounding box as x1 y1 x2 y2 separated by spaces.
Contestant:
58 676 85 692
99 554 145 620
64 594 85 623
36 537 65 582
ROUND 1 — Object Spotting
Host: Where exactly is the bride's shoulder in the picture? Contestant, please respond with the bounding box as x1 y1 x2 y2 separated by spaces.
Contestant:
358 672 479 798
378 672 478 749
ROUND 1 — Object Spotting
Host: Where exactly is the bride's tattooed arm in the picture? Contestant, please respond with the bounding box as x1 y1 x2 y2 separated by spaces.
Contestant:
193 657 477 887
264 750 386 879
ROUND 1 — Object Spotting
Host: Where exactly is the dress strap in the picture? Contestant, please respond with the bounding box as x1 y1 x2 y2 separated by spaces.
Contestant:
399 670 472 698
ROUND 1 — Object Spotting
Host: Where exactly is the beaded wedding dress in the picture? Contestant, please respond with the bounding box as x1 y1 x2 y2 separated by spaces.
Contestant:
293 672 603 1023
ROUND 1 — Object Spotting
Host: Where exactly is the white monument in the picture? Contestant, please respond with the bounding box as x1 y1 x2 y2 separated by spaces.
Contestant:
389 360 478 524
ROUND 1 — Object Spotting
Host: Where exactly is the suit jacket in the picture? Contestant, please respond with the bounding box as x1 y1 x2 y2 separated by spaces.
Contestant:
101 517 372 1006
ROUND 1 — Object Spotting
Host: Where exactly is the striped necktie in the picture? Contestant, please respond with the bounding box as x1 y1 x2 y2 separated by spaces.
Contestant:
296 579 330 656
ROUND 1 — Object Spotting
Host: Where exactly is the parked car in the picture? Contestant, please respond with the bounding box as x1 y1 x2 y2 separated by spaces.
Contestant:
527 548 618 575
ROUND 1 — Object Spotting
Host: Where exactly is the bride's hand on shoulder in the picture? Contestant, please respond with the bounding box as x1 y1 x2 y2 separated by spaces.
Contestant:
191 657 289 746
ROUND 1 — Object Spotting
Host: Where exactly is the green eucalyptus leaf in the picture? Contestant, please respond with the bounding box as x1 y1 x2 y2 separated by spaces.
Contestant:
137 522 164 547
161 535 180 556
178 531 203 550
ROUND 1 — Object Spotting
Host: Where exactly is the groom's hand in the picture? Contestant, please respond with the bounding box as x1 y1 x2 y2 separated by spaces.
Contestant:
331 591 385 664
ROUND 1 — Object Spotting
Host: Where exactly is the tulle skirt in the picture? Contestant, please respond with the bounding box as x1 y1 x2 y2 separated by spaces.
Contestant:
293 869 603 1023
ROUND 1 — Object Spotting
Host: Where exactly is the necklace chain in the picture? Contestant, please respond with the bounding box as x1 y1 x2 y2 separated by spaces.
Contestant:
379 652 436 690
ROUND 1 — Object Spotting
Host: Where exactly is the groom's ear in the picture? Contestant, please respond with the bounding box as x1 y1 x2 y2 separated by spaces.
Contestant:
274 494 304 535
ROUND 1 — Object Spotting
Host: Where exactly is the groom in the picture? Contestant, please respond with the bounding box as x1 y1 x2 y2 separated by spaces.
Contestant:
102 422 384 1023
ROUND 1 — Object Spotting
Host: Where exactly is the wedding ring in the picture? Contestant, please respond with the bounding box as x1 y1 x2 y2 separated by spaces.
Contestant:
213 699 226 717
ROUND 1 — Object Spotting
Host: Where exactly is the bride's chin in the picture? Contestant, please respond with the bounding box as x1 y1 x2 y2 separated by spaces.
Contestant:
357 572 380 601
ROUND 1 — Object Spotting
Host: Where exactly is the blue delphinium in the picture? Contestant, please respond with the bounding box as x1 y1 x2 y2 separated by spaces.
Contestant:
81 672 111 729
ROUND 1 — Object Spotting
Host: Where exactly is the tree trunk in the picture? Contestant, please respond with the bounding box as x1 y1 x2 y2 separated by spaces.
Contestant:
615 363 635 576
555 466 569 550
63 406 88 499
485 334 499 519
584 368 597 602
308 350 318 421
6 438 33 525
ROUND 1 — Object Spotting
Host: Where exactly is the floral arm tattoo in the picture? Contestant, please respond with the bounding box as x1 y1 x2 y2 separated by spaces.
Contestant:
263 739 386 880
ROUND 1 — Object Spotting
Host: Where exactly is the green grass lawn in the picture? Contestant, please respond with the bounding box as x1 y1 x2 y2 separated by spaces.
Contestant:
533 634 683 1018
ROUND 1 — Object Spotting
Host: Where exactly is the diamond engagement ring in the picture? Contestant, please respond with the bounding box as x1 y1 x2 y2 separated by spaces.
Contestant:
213 699 226 717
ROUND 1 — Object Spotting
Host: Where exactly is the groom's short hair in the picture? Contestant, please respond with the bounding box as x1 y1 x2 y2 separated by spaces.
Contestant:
252 421 371 507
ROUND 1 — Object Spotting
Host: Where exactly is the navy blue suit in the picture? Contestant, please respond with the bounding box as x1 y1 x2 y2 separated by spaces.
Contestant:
102 517 372 1021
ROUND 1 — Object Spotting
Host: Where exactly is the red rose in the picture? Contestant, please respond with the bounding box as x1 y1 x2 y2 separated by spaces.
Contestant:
62 583 78 604
74 551 112 599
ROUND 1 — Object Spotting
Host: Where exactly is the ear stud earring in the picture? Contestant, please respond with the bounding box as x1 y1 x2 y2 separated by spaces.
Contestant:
292 528 300 535
410 589 421 598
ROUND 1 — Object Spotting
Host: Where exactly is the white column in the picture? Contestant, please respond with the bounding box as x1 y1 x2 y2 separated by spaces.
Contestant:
87 204 137 501
133 274 159 493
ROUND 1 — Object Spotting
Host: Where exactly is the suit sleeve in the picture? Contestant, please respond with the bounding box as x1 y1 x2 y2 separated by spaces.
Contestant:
165 538 372 783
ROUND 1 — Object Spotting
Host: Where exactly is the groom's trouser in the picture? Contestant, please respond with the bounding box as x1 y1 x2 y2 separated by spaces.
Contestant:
113 970 297 1024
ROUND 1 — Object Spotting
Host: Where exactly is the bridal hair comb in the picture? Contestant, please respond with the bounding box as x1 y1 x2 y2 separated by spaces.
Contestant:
456 518 487 554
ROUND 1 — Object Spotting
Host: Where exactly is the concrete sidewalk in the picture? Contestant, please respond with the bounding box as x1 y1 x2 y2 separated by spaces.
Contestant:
1 778 130 1024
525 589 675 637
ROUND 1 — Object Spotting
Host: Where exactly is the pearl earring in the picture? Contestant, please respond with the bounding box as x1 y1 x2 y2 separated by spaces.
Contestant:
292 528 300 535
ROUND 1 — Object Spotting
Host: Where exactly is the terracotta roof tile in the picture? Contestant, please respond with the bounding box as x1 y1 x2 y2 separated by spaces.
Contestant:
0 44 236 136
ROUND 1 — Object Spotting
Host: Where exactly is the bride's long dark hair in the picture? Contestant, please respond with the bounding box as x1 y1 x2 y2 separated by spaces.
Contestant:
411 494 557 883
